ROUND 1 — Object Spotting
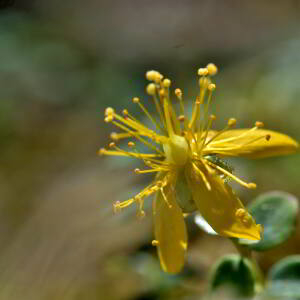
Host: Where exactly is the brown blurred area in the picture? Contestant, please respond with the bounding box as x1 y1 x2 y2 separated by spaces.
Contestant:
0 1 300 299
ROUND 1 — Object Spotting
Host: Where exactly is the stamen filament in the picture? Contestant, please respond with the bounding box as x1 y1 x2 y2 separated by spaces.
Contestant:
204 159 256 189
192 162 211 190
134 98 164 133
112 120 165 155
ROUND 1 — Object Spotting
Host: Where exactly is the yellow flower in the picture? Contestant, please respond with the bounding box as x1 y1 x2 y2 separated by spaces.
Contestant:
99 65 298 274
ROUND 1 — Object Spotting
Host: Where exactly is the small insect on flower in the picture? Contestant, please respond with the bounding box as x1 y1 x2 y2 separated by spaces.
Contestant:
99 65 298 274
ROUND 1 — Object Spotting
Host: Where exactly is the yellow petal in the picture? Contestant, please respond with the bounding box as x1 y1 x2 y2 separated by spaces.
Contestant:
185 162 261 240
153 178 188 274
205 129 298 159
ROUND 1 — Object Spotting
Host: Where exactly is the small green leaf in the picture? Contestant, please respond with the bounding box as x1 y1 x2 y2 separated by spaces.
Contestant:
266 255 300 298
209 254 260 297
239 191 298 251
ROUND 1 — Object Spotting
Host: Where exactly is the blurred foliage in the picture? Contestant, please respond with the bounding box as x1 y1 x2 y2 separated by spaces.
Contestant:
238 191 298 251
0 1 300 299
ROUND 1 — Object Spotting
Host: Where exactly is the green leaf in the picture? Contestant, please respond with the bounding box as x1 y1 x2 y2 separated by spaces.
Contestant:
238 191 298 251
209 254 260 297
265 255 300 299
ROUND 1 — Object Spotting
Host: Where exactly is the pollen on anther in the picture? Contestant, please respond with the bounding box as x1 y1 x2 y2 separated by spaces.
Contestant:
105 107 114 116
109 142 116 148
137 210 146 219
152 240 159 246
128 141 135 148
178 115 185 122
163 78 171 88
110 132 119 141
159 89 165 97
228 118 237 127
206 63 218 76
113 201 122 214
132 97 140 103
235 208 246 218
198 68 209 76
104 115 114 123
248 183 257 189
134 168 140 174
146 70 158 81
99 148 106 155
175 88 182 98
122 109 129 116
210 114 217 121
146 83 156 95
255 121 264 128
208 83 216 91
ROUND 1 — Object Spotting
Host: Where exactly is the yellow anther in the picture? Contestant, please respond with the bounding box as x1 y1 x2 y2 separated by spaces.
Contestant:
210 114 217 121
154 73 163 83
195 95 202 105
228 118 237 127
159 89 165 97
99 148 106 155
109 142 116 148
163 78 171 88
235 208 246 218
137 210 146 219
255 121 264 128
175 88 182 98
110 132 119 141
105 115 114 122
105 107 114 116
152 240 159 246
113 201 122 213
206 63 218 76
266 134 271 141
242 214 252 226
208 83 216 91
128 141 135 148
178 115 185 122
198 67 209 76
122 109 128 116
132 97 140 103
146 70 159 81
146 83 156 95
248 183 257 189
134 168 140 174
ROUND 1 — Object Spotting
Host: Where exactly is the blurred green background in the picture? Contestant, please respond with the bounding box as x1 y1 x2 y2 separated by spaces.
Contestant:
0 1 299 299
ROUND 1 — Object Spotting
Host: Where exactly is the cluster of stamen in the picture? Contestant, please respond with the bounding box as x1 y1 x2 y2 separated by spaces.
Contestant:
100 64 272 217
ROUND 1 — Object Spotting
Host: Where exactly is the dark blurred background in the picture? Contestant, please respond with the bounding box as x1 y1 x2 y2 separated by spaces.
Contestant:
0 1 300 299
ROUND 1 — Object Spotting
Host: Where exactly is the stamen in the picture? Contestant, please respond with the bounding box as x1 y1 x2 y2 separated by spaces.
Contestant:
163 78 171 88
111 120 165 154
136 197 146 219
105 107 115 116
152 240 159 246
192 162 211 190
160 187 172 209
98 148 161 158
198 68 209 76
132 97 164 132
174 88 188 130
206 63 218 76
110 132 132 141
146 83 156 95
188 97 201 131
204 159 257 189
204 118 236 146
134 167 170 174
199 114 216 153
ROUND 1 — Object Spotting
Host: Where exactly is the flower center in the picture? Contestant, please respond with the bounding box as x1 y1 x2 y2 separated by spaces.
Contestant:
163 134 188 166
